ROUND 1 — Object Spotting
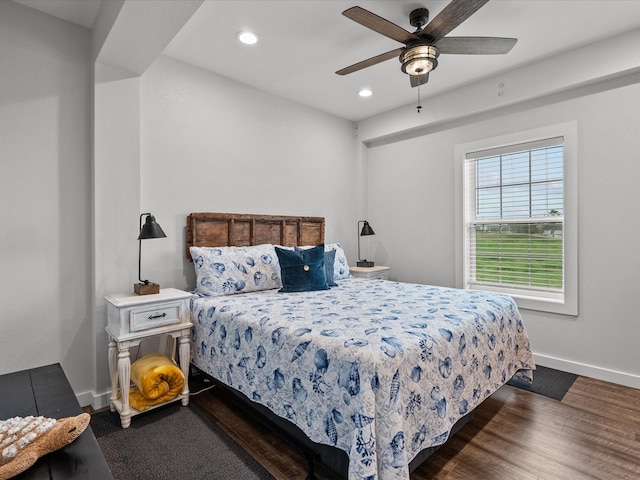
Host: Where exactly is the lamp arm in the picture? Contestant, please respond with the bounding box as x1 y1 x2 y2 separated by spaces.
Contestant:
138 239 146 284
357 221 362 262
138 213 150 284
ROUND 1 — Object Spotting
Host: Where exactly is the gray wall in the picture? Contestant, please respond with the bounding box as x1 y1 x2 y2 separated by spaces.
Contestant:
138 56 359 294
0 1 93 395
362 77 640 388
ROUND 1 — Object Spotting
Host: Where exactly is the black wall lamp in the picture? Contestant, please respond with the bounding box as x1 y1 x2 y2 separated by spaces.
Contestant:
134 213 166 295
357 220 375 267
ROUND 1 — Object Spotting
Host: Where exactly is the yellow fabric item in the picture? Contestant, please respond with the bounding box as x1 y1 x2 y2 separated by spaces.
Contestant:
129 353 185 411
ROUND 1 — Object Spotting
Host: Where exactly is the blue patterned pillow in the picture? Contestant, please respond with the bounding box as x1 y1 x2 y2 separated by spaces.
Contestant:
323 248 338 287
190 244 282 297
325 243 350 280
275 244 329 293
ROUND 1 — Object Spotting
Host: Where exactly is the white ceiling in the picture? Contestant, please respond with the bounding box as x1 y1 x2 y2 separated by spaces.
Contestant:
13 0 640 122
13 0 102 29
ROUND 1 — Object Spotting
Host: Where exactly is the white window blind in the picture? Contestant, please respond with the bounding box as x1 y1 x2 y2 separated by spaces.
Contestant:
464 137 564 301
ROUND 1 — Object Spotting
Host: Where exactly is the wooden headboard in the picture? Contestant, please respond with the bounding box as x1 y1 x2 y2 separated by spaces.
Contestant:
186 212 325 259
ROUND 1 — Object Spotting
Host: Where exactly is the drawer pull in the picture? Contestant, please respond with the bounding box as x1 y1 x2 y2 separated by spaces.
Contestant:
148 312 167 320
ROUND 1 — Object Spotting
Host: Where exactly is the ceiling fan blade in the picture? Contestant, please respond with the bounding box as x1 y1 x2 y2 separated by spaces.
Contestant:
336 47 404 75
410 73 429 88
421 0 490 43
343 6 419 44
436 37 517 54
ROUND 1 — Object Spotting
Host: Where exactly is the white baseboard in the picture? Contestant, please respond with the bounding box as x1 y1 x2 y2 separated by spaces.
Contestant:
533 353 640 390
76 390 112 410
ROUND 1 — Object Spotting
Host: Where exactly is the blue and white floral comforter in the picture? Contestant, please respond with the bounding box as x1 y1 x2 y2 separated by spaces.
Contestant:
190 277 534 480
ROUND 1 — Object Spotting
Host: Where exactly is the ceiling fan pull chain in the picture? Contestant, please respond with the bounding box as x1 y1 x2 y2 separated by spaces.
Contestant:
417 84 422 113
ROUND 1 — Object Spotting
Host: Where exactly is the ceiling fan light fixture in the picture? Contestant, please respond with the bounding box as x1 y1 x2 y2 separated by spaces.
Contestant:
400 45 439 76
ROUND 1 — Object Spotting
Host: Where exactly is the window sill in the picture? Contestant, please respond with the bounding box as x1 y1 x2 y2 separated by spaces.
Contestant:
468 286 577 317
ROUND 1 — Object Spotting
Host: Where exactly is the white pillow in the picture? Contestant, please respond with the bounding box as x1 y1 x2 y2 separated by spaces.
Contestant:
190 244 282 297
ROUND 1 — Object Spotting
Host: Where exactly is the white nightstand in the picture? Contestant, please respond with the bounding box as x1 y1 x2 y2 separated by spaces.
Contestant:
105 288 193 428
350 265 391 280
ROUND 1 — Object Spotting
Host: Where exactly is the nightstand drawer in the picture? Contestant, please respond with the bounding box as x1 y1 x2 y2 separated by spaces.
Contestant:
130 301 183 331
106 288 193 337
350 266 391 280
367 270 389 280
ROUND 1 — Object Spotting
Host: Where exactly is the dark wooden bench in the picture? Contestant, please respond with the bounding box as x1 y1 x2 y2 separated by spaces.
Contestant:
0 364 112 479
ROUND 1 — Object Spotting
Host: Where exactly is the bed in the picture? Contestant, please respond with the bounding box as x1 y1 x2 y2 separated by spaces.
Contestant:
186 212 535 480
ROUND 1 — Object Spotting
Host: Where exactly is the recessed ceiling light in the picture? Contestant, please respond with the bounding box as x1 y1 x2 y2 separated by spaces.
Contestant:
237 31 259 45
358 89 373 97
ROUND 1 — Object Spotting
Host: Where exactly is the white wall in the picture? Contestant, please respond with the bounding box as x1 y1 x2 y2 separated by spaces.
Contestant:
364 80 640 388
139 56 359 292
93 64 143 401
0 2 93 394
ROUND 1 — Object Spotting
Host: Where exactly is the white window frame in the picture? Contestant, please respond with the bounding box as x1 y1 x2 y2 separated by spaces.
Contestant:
455 123 578 316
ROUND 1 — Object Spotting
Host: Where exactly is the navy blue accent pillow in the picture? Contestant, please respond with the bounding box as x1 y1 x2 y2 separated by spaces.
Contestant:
276 244 330 293
295 246 338 287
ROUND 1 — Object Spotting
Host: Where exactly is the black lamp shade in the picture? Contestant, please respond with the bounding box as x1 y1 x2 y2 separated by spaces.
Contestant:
360 221 375 236
138 215 166 240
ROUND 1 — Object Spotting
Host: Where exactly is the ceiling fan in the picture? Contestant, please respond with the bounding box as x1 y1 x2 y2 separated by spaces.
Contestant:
336 0 517 87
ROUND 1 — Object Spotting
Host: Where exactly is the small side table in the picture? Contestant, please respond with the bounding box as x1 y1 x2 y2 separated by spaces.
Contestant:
350 265 391 280
105 288 192 428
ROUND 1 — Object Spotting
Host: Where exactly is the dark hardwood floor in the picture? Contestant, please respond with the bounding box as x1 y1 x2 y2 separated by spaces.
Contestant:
191 375 640 480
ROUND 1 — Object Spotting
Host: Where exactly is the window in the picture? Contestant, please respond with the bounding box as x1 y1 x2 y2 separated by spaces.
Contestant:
456 123 577 315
